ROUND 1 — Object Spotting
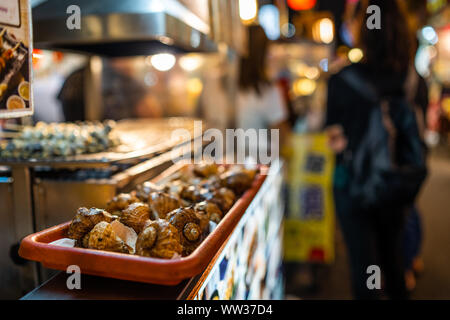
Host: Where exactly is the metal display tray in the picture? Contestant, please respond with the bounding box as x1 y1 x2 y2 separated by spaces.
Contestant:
0 118 202 168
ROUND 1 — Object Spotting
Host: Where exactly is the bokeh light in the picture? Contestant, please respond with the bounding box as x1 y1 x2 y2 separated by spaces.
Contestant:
293 78 317 96
287 0 317 11
348 48 364 63
150 53 176 72
239 0 258 23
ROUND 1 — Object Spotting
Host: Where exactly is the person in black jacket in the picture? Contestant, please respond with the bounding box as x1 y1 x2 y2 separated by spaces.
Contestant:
325 0 418 299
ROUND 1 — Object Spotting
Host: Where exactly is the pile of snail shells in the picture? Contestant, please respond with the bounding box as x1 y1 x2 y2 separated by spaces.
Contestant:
67 163 257 258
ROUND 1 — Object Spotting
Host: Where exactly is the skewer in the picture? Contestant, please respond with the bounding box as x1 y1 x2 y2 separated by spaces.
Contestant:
0 41 21 69
0 29 6 50
3 42 21 57
12 42 20 51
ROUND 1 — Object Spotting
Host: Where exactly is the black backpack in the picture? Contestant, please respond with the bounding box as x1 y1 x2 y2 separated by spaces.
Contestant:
339 68 428 212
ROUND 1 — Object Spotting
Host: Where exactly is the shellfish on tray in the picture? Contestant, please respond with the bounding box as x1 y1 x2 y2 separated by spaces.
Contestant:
147 191 181 219
135 219 183 259
180 185 210 204
194 201 223 224
106 193 139 216
166 207 202 256
194 201 223 235
134 181 163 202
119 202 151 234
220 167 257 195
64 163 259 259
206 187 236 213
193 162 219 178
86 221 133 254
67 207 116 243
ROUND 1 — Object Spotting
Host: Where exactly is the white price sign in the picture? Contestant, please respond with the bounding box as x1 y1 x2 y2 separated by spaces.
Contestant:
0 0 20 27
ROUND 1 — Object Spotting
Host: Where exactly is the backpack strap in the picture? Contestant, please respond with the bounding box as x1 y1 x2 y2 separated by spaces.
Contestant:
380 100 397 165
338 67 397 165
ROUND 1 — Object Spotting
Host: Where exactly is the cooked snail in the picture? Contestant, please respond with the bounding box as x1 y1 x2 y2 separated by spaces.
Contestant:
207 187 236 213
220 168 256 195
194 201 223 224
193 162 219 178
193 210 210 235
135 181 163 202
119 202 151 233
180 185 210 203
135 219 183 259
106 193 139 215
148 191 181 219
67 207 116 242
162 180 187 198
166 207 202 255
199 175 222 192
81 232 90 248
87 221 132 254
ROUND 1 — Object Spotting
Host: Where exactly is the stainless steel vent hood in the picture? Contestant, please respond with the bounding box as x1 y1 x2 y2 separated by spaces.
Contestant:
32 0 217 56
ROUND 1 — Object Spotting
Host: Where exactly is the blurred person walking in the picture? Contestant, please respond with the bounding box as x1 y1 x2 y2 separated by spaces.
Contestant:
325 0 427 299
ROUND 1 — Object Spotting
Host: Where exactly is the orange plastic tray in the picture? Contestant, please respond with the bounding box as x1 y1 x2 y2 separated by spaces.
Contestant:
19 164 268 285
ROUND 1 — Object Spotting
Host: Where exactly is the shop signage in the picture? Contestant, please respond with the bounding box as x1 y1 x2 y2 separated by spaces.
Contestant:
284 133 335 263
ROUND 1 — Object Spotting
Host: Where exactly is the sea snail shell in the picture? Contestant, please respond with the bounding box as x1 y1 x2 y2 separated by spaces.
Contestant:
183 222 201 242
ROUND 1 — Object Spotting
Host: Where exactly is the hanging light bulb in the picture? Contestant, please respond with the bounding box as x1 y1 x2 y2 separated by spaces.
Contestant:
318 18 334 44
150 53 176 72
239 0 258 23
179 55 203 72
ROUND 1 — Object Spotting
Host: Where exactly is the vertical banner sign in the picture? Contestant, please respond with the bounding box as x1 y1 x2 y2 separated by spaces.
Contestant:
284 133 335 263
0 0 33 118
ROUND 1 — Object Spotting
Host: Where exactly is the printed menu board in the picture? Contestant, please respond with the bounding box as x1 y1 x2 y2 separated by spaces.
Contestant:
0 0 32 118
284 133 335 263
